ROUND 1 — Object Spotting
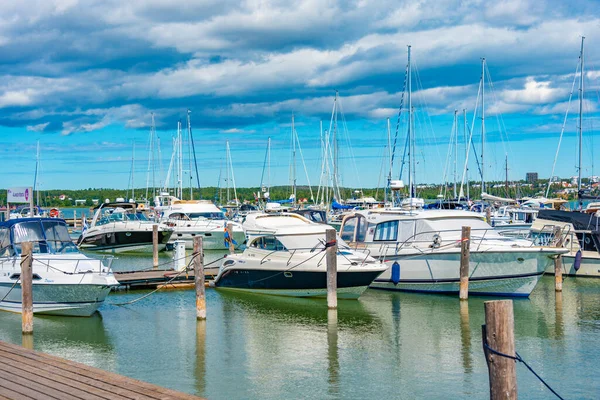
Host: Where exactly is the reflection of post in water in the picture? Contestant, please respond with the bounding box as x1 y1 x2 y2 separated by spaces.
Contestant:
22 333 33 350
459 300 472 373
554 291 564 339
194 320 207 396
327 309 339 396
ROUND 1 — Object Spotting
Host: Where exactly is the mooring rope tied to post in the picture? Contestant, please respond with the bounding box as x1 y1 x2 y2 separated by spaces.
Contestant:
111 252 222 307
483 334 565 399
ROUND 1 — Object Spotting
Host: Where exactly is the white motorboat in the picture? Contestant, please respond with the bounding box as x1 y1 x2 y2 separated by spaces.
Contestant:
155 195 245 250
212 213 386 298
530 209 600 277
78 202 173 253
339 209 567 297
0 218 118 316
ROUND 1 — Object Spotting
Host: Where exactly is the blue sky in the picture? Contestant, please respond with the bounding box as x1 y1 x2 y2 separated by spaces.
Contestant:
0 0 599 191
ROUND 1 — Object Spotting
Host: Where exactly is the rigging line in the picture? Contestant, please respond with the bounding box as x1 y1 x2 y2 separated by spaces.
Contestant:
336 96 363 193
295 128 315 202
188 110 202 197
259 137 270 190
546 59 580 198
391 62 409 180
458 80 482 198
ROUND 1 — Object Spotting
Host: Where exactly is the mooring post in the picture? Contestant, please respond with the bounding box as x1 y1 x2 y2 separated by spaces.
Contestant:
194 236 206 320
226 222 235 254
326 228 337 309
483 300 517 400
486 207 492 225
152 224 159 269
553 226 563 292
459 226 471 300
21 241 33 335
73 210 77 229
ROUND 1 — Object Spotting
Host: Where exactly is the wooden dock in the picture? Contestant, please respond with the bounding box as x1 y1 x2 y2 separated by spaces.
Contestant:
0 340 203 399
114 268 219 289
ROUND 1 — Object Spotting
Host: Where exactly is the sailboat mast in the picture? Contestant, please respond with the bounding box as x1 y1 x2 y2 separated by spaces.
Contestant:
34 141 40 206
226 142 230 203
177 121 183 199
505 155 509 197
578 36 585 199
386 117 392 205
291 114 297 205
453 110 458 199
407 45 413 199
333 92 339 200
481 58 486 195
463 109 470 200
131 140 135 201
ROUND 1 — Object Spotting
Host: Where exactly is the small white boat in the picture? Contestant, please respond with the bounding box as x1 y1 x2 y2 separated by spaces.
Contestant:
213 213 386 298
155 195 245 250
0 218 118 316
340 209 567 297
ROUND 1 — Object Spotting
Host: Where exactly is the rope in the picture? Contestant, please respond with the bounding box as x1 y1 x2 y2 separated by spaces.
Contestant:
483 338 564 399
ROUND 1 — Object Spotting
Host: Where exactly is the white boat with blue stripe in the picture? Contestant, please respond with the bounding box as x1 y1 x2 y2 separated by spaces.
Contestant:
340 209 567 297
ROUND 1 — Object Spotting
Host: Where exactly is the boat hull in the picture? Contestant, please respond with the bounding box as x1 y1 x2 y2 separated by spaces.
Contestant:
79 230 171 253
370 250 555 297
545 253 600 277
214 269 383 299
0 283 112 316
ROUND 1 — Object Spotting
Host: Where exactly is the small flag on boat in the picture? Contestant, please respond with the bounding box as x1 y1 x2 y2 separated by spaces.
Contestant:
82 216 89 234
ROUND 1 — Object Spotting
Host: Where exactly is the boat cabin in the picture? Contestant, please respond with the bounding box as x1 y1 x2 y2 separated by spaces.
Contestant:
0 218 78 256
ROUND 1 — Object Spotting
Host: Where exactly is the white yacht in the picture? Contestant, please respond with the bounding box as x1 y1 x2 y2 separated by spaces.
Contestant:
339 209 566 297
78 202 173 253
212 213 387 298
155 195 245 250
0 218 118 316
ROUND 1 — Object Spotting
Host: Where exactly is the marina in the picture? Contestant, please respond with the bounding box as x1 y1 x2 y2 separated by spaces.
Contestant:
1 2 600 399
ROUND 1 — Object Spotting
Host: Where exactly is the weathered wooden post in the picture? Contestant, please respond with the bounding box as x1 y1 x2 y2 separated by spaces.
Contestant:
459 226 471 300
326 228 337 309
486 207 492 225
553 226 564 292
483 300 517 400
226 222 235 254
194 236 206 320
152 224 159 269
73 210 77 229
21 241 34 335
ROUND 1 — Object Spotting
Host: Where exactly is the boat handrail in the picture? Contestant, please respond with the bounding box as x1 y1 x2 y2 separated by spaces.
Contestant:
30 256 114 275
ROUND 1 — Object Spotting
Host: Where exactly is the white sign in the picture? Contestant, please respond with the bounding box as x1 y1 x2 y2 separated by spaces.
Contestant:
7 187 33 203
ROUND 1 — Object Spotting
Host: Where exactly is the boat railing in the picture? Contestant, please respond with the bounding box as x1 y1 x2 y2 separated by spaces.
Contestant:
530 224 574 250
256 245 368 266
372 227 534 259
163 217 228 231
30 255 114 275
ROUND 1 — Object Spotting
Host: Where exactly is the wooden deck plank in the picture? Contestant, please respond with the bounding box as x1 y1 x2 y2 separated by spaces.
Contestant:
0 368 84 400
0 387 35 400
0 341 203 400
0 372 62 400
0 354 125 400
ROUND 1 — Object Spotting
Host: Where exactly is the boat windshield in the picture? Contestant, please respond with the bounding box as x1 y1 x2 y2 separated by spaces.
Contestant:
97 210 148 225
11 220 78 255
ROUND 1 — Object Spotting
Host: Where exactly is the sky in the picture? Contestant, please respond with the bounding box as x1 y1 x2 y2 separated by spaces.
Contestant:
0 0 599 193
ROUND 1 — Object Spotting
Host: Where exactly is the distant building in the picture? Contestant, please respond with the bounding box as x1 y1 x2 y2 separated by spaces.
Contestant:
526 172 538 184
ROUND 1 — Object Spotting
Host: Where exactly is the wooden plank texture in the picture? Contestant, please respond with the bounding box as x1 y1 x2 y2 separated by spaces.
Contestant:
0 341 203 400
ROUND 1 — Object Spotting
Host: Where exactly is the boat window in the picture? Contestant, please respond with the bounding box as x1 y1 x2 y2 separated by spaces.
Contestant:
356 216 368 242
341 216 357 241
12 221 48 254
187 212 225 220
42 221 78 254
0 227 11 256
250 236 287 251
374 220 399 241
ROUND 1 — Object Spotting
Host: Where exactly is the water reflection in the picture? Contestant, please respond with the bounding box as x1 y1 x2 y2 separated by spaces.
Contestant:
22 333 33 350
195 320 207 395
459 300 472 374
327 309 339 396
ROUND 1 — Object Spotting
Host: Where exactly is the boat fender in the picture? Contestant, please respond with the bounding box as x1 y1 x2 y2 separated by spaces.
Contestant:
574 249 582 271
391 262 400 285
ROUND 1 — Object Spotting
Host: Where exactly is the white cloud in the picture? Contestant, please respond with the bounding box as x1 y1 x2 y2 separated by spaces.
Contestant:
26 122 50 132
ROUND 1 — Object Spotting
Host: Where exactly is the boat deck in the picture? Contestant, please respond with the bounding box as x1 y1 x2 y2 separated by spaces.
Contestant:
0 340 203 399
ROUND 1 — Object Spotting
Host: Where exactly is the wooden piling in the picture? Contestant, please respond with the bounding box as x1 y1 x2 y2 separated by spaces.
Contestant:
459 226 471 300
483 300 517 400
152 224 159 269
194 236 206 320
326 228 337 309
226 222 235 254
73 210 77 229
486 207 492 224
553 226 564 292
20 242 33 335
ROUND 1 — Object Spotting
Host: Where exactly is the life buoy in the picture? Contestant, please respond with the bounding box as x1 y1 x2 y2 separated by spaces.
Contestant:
49 208 60 218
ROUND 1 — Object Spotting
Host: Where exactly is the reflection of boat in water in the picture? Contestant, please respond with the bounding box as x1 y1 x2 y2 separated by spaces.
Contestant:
0 218 118 316
0 311 117 370
213 213 386 299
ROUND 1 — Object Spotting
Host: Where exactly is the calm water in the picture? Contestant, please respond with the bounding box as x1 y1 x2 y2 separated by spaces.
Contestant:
0 251 598 399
